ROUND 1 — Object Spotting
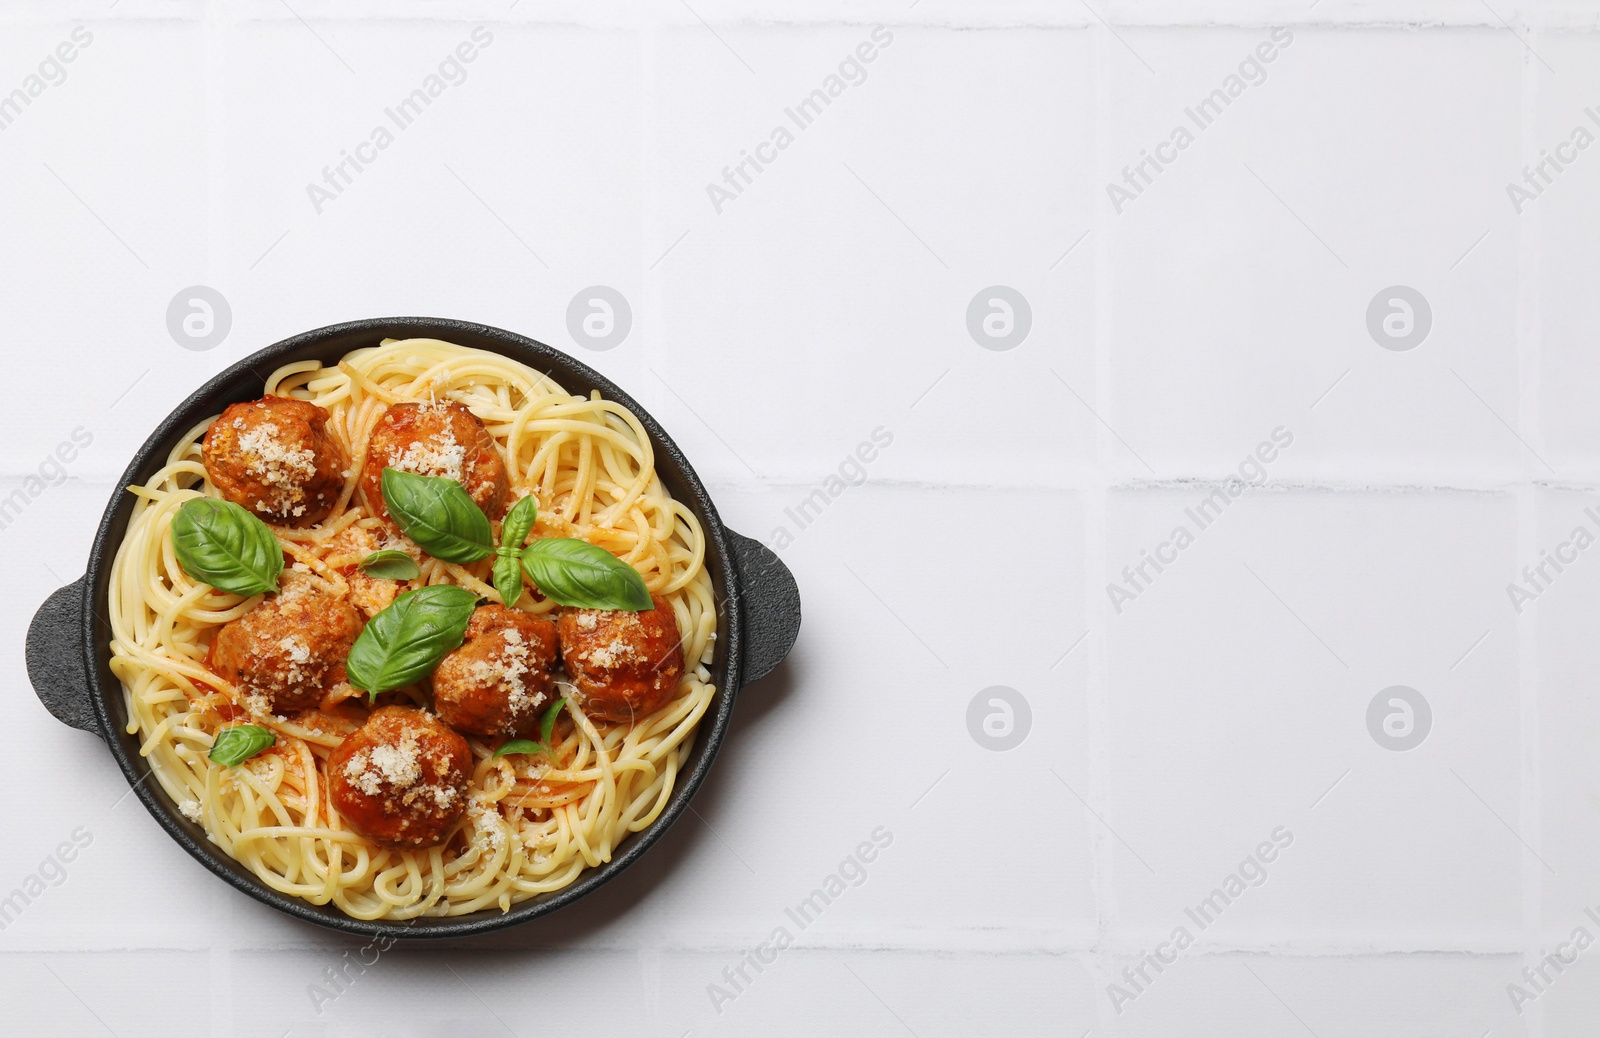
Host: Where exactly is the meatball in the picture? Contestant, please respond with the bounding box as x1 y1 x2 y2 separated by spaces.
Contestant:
327 706 471 849
360 401 508 522
432 606 560 738
208 572 364 716
202 397 346 527
557 594 684 724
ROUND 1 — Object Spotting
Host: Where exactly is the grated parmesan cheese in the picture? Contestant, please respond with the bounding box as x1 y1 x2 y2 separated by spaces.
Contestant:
468 796 508 853
460 626 544 724
235 420 317 515
278 635 311 686
344 727 423 796
390 428 466 483
586 633 638 669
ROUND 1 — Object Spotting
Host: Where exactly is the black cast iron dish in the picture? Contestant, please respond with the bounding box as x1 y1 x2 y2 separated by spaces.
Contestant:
25 318 800 939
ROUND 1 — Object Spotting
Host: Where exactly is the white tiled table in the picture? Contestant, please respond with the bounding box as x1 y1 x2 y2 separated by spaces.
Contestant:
1 1 1596 1034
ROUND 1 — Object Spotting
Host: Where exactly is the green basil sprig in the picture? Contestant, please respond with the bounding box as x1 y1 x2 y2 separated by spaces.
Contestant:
360 549 421 581
346 584 479 698
493 697 567 759
171 498 283 597
381 468 494 564
209 724 276 766
493 495 538 608
378 469 649 611
521 539 651 610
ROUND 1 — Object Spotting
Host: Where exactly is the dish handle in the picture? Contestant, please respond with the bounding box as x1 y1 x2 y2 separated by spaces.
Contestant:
726 530 800 688
27 576 100 735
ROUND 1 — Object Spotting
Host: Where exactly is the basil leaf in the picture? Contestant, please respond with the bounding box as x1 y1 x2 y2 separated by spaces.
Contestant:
360 549 421 581
520 539 652 610
171 498 283 597
493 553 524 609
539 697 566 745
346 584 479 696
209 724 276 767
492 739 548 759
380 468 494 565
490 700 565 759
501 494 538 552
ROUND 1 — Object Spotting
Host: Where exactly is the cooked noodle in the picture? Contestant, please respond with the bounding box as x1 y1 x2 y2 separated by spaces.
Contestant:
107 339 717 919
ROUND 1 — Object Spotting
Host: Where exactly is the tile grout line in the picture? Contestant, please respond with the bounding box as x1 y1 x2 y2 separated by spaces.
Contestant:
23 7 1600 31
1513 8 1545 1038
1082 14 1117 1033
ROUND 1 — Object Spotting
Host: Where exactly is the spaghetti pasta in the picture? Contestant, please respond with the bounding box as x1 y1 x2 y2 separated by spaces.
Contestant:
107 339 717 919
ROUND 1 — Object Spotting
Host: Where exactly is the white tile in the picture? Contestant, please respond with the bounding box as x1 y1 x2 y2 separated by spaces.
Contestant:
658 949 1097 1038
0 951 211 1037
1105 487 1522 946
1535 34 1600 474
1532 488 1600 933
230 947 649 1036
0 18 208 477
1107 28 1523 482
1107 953 1527 1037
653 25 1098 485
1542 959 1600 1037
218 20 650 398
